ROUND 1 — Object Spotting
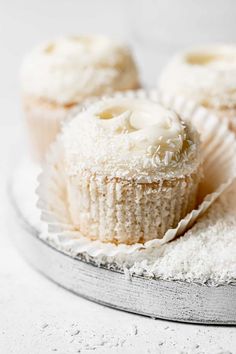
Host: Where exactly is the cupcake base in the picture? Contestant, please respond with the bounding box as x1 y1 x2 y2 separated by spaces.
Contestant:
66 171 200 245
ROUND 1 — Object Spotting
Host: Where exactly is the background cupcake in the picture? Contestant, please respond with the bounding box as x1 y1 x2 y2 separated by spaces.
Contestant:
20 35 140 161
60 96 201 245
159 44 236 131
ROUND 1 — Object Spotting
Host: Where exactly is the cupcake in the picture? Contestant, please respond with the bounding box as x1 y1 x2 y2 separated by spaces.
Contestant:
21 35 140 161
60 97 201 245
159 44 236 130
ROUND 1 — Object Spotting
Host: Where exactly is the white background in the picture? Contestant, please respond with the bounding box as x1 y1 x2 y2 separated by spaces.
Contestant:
1 1 236 353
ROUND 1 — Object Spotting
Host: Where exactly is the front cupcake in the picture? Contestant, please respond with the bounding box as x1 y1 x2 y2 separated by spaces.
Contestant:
61 97 201 245
21 35 140 161
159 44 236 129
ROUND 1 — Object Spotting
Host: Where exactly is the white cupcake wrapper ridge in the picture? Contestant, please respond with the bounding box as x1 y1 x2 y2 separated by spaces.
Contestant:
37 90 236 258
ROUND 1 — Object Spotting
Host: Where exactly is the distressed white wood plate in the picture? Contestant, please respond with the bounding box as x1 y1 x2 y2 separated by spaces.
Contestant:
8 177 236 325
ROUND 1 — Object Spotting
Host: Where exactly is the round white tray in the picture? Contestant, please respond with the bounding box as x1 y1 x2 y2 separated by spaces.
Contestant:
8 174 236 325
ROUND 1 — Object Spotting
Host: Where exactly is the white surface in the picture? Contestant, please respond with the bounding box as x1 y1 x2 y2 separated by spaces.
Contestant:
1 1 236 353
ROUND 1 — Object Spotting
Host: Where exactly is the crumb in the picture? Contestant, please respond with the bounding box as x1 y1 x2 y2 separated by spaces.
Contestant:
41 323 49 329
70 329 80 336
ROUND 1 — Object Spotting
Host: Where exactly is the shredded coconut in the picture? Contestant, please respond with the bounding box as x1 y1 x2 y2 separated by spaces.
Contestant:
128 188 236 285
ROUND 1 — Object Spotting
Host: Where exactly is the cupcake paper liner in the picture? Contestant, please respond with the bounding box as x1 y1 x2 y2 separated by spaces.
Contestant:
37 90 236 258
23 95 72 162
66 171 199 244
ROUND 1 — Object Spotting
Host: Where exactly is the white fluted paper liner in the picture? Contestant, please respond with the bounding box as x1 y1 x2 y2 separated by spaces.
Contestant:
23 95 73 162
37 90 236 258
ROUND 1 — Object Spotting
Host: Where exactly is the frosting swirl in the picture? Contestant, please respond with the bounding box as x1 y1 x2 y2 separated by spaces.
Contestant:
159 44 236 109
62 98 200 181
21 36 139 104
90 99 185 161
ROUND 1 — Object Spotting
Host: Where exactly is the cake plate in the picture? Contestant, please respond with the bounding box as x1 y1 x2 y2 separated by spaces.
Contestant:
8 164 236 325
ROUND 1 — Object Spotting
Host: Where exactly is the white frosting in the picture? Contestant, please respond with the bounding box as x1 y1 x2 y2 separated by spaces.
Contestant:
159 44 236 109
62 97 200 181
21 36 139 104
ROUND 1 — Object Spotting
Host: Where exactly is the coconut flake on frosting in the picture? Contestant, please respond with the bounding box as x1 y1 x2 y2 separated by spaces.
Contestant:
21 35 139 104
62 97 200 182
159 44 236 109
